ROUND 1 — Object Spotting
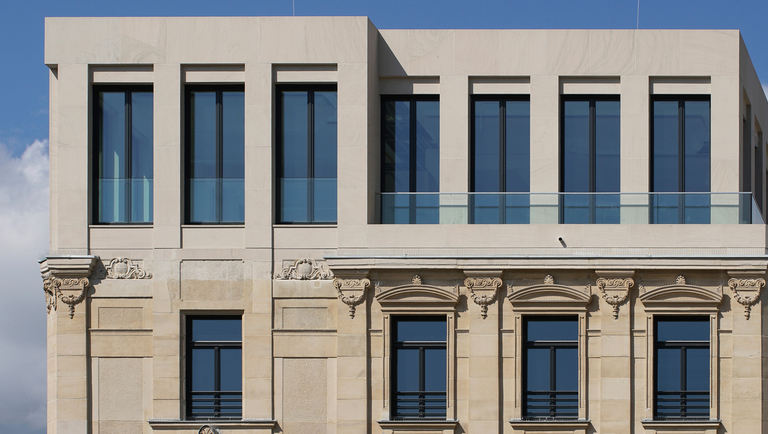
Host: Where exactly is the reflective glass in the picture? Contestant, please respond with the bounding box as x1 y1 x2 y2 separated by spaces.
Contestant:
189 179 217 223
424 348 447 391
314 91 338 179
526 348 550 391
222 92 244 179
686 348 709 391
473 101 500 192
526 319 578 342
280 178 309 223
562 100 590 193
189 91 217 179
684 101 710 193
555 347 578 390
396 348 419 391
281 91 308 178
595 100 620 193
657 319 709 342
99 92 126 180
656 348 681 391
415 101 440 192
395 318 446 342
220 348 242 391
191 348 215 391
221 179 244 223
313 178 337 223
130 178 153 223
653 101 679 192
506 101 530 192
131 92 153 179
383 100 411 192
190 318 241 342
98 179 127 223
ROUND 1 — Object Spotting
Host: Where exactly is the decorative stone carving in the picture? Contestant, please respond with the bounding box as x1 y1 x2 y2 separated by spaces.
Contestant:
44 277 89 319
198 426 219 434
544 275 555 285
507 275 592 311
412 275 422 285
334 278 370 319
43 278 57 314
40 256 99 319
728 277 766 319
101 257 152 279
596 277 634 320
275 258 333 280
464 277 502 319
676 275 686 285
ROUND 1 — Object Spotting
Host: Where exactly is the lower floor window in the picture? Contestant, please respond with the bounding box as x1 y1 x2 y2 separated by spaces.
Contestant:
186 316 242 420
654 317 710 420
392 316 447 419
523 316 578 420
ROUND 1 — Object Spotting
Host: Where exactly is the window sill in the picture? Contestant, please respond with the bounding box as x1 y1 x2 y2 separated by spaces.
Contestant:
148 419 276 429
640 419 721 430
509 419 590 430
378 419 459 430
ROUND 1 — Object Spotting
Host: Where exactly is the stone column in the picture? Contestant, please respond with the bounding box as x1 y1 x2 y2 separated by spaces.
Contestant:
40 256 99 434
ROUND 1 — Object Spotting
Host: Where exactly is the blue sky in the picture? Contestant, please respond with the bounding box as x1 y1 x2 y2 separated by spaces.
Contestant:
1 1 767 433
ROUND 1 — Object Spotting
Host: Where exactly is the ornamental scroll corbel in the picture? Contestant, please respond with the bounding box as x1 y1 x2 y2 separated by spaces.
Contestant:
40 256 98 319
464 277 502 319
275 258 333 280
333 278 370 319
596 273 635 320
44 277 90 319
728 276 766 319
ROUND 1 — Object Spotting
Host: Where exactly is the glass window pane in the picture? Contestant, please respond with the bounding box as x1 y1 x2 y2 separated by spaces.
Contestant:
415 101 439 192
189 91 217 179
131 92 153 179
383 100 411 192
424 348 447 392
555 347 578 391
395 318 446 342
189 178 217 223
99 92 126 180
280 178 308 223
395 348 420 391
221 178 244 223
314 91 337 179
222 91 244 179
313 178 337 223
191 318 241 342
656 348 681 392
595 100 620 193
506 101 530 192
191 348 215 391
686 348 709 391
684 100 710 193
99 179 127 223
653 101 680 192
563 100 590 193
281 91 308 179
130 178 152 223
474 101 500 192
220 348 242 391
657 319 709 342
526 347 550 391
526 318 578 342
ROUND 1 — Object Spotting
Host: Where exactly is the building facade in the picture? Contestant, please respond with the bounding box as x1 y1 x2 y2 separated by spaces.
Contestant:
41 17 768 434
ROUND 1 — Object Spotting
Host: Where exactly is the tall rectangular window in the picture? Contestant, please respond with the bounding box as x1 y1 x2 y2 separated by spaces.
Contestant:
523 317 578 420
651 96 711 223
392 316 446 419
93 86 153 224
277 86 337 224
561 96 620 223
654 318 709 420
381 96 440 224
185 86 244 224
471 96 530 223
186 316 242 420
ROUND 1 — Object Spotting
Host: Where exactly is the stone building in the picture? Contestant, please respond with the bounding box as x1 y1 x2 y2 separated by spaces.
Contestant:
41 16 768 434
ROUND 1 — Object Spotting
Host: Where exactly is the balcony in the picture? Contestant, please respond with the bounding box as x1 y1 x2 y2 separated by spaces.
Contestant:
379 192 764 225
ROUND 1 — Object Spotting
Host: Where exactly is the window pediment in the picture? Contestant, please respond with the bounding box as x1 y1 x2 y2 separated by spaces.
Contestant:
375 284 459 312
639 280 722 311
507 281 592 310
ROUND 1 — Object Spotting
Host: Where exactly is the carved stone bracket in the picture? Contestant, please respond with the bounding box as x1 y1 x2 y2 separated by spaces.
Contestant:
596 271 635 320
40 256 99 319
464 276 502 319
333 278 370 319
275 258 333 280
100 257 152 279
727 272 766 319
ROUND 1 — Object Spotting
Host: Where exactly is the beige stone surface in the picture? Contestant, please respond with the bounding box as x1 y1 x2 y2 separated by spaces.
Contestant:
98 358 143 421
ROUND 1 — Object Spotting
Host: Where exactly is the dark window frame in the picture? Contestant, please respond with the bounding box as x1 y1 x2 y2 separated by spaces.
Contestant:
92 84 154 225
653 317 710 420
522 316 579 420
185 315 243 421
649 94 712 224
391 315 447 420
184 84 245 225
469 95 531 224
559 94 621 224
275 84 338 224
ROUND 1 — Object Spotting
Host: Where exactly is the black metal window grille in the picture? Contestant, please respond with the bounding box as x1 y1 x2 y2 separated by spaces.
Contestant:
654 318 710 420
186 317 242 420
391 316 447 420
522 317 579 420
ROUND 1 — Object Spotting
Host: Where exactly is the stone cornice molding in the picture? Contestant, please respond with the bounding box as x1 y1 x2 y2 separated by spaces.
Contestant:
638 274 723 313
333 277 370 319
727 270 766 319
39 256 99 319
275 258 333 280
595 271 635 320
463 270 503 319
507 274 592 311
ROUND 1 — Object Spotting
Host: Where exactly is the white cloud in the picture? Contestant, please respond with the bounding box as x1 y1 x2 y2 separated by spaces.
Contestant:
0 139 49 433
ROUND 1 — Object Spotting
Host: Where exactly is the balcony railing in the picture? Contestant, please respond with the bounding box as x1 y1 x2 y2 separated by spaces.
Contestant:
188 390 242 420
393 391 447 420
655 390 709 420
524 390 579 420
379 192 764 225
